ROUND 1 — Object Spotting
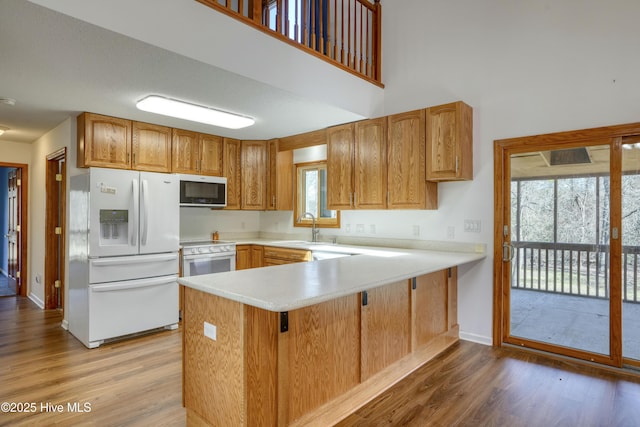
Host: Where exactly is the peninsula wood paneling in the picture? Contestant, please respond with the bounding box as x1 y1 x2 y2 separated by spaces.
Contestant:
245 305 279 426
286 294 361 421
412 270 448 349
360 280 411 380
183 287 244 427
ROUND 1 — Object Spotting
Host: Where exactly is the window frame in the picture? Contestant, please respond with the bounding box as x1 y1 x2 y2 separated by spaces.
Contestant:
293 161 340 228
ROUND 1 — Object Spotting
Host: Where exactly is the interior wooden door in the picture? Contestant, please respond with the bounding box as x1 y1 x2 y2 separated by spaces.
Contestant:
7 169 18 295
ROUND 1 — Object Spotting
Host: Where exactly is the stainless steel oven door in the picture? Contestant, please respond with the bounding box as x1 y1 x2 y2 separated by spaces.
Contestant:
182 252 236 276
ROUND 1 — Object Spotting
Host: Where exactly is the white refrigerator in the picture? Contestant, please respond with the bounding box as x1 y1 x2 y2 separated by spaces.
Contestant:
68 167 180 348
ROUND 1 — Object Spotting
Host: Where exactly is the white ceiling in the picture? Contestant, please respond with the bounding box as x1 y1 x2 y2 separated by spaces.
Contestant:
0 1 368 143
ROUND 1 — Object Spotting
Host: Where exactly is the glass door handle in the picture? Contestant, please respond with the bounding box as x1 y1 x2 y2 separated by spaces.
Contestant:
502 242 515 262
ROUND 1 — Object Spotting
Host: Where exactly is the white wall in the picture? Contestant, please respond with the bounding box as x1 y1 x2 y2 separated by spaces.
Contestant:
27 118 77 308
379 0 640 344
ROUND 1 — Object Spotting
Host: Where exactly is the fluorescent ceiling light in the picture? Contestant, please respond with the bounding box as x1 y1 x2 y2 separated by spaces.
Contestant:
136 95 255 129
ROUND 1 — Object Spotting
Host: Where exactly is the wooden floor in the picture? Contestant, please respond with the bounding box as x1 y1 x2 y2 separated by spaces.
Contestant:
2 296 640 427
0 296 185 427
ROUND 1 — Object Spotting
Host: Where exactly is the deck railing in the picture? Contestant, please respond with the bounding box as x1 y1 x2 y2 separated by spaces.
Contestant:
511 241 640 303
196 0 382 84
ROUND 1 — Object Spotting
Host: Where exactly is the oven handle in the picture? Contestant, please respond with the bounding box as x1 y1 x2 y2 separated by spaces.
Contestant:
183 252 236 261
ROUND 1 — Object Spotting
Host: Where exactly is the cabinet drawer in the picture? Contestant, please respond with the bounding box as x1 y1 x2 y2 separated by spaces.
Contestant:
263 246 312 263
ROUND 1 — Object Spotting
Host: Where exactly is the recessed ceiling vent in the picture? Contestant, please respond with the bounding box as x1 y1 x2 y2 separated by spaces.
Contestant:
547 148 592 166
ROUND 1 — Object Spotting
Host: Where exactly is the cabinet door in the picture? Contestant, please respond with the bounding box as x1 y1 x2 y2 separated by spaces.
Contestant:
77 112 131 169
387 110 437 209
132 122 171 172
354 117 387 209
426 101 473 181
171 129 199 174
327 123 355 210
267 140 294 211
199 134 223 176
235 245 251 270
241 140 268 210
266 140 278 211
250 245 264 268
223 138 242 210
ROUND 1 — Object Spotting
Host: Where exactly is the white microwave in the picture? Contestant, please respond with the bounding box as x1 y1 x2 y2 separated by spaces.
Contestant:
179 174 227 208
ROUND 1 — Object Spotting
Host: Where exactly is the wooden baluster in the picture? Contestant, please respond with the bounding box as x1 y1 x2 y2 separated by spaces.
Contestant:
311 0 317 50
347 0 352 68
284 0 290 38
302 0 308 46
340 0 345 64
373 0 381 80
333 0 340 61
365 6 370 77
276 0 283 34
359 2 364 73
239 0 244 17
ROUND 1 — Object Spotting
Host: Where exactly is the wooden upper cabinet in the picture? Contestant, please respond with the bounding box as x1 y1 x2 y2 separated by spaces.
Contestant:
354 117 387 209
241 140 268 210
266 139 293 211
171 129 199 174
77 112 132 169
327 123 355 210
132 121 171 172
426 101 473 181
387 110 437 210
223 138 242 210
199 134 223 176
172 130 223 176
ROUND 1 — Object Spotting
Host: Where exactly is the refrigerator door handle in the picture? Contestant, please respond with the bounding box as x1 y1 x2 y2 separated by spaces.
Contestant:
131 179 139 247
91 276 177 292
141 179 149 246
91 254 178 267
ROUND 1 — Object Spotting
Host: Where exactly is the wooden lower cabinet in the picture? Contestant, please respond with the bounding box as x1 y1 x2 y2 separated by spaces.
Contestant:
235 244 252 270
182 267 458 426
263 246 312 266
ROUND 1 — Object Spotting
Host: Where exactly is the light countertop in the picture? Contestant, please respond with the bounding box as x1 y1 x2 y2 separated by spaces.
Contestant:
178 241 485 312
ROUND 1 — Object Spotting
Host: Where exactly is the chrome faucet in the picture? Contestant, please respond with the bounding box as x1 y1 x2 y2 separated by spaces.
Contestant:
299 212 319 242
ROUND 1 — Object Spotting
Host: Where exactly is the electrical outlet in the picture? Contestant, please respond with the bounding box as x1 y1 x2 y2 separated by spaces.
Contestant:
356 224 365 233
345 224 351 233
464 219 481 233
204 321 217 341
370 224 376 234
447 226 455 239
412 225 420 237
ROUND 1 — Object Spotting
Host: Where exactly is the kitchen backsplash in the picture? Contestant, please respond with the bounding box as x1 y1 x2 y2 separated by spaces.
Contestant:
180 207 488 246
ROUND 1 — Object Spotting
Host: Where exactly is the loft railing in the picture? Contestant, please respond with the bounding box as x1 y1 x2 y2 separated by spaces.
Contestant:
196 0 382 85
511 241 640 303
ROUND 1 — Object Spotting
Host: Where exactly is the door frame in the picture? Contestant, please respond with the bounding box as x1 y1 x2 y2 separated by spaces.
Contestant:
493 122 640 368
1 162 28 297
45 148 67 310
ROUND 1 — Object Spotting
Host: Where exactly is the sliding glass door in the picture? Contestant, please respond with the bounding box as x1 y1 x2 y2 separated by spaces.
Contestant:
496 126 640 368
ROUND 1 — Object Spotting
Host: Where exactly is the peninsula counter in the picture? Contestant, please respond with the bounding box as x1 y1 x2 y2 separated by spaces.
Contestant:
179 245 484 426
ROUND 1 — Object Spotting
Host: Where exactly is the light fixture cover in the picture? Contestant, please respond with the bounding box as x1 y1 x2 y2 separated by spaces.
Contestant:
136 95 254 129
